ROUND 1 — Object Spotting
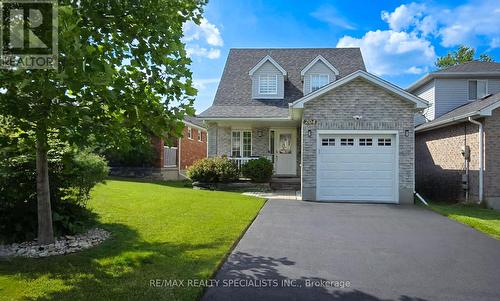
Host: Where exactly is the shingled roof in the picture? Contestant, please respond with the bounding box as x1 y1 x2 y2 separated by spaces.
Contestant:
408 61 500 92
416 92 500 131
200 48 365 118
434 61 500 73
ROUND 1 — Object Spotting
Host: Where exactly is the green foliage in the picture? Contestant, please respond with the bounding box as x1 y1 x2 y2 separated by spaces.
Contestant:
187 157 239 183
62 150 109 204
0 124 107 243
436 45 495 69
241 158 274 183
99 127 155 167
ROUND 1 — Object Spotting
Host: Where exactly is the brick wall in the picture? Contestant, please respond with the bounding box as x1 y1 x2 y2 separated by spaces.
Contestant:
302 78 416 203
179 126 207 170
484 108 500 208
415 122 480 202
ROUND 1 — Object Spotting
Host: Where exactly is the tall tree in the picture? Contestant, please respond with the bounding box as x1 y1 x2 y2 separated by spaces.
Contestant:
436 45 494 69
0 0 206 244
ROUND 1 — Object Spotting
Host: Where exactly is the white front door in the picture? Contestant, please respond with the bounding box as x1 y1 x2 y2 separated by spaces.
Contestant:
274 129 296 175
316 134 398 203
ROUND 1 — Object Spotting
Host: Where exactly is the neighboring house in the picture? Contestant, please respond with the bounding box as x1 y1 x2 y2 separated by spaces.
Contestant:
200 48 428 203
408 61 500 124
410 62 500 209
112 116 207 181
159 116 207 171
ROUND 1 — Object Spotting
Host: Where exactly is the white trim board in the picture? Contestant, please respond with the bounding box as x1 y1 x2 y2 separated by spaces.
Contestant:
301 55 339 76
290 70 429 109
248 55 287 76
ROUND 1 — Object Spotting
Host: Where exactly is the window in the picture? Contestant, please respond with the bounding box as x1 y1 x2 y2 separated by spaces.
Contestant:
468 80 488 100
197 130 202 142
259 74 278 95
310 74 329 92
340 138 354 146
187 127 192 139
232 131 252 157
321 138 335 146
359 138 373 146
378 138 392 146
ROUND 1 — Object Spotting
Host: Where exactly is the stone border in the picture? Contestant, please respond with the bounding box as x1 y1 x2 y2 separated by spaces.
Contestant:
0 228 110 258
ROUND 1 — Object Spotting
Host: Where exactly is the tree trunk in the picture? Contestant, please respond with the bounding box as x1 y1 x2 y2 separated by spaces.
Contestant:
36 128 54 244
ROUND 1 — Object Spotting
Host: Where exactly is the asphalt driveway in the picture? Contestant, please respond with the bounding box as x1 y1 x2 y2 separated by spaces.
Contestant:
202 200 500 301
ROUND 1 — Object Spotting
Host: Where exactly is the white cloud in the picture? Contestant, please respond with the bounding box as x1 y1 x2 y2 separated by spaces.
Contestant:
337 0 499 76
381 3 425 32
381 1 500 48
183 18 223 59
337 30 436 76
186 45 221 59
193 78 220 90
311 5 356 30
436 0 500 47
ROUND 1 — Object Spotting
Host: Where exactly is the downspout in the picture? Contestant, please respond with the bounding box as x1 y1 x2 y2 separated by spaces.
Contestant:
468 117 484 203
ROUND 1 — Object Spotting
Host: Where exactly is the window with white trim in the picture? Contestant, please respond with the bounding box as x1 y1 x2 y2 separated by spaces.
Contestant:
310 74 329 92
187 127 192 139
231 131 252 157
468 80 488 100
197 130 202 142
259 74 278 95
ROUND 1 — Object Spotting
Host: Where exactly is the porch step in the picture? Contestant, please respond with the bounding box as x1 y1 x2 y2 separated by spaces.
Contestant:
270 176 300 191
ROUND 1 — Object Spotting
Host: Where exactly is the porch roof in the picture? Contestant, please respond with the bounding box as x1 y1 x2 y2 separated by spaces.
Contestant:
199 105 289 119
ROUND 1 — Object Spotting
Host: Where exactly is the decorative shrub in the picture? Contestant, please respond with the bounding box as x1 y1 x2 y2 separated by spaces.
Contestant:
241 157 273 183
0 129 108 242
187 157 239 183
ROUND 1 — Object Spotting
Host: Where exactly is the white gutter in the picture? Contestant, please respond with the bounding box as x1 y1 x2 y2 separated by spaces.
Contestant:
468 117 484 203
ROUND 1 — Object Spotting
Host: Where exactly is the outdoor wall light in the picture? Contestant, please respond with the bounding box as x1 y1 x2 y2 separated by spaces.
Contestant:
257 130 263 137
307 130 312 137
405 129 410 137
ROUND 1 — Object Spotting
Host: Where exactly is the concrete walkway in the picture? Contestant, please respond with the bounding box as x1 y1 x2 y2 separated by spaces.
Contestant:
202 200 500 301
242 190 301 200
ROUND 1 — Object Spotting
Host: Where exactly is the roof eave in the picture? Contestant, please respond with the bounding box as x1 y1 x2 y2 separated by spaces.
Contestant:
291 70 429 109
407 72 500 91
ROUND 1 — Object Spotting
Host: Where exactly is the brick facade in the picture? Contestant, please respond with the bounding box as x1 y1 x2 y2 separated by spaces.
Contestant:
153 124 207 171
179 126 207 170
302 78 416 203
416 108 500 209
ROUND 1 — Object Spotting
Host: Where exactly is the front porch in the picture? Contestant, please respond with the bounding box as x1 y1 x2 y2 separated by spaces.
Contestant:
206 120 302 177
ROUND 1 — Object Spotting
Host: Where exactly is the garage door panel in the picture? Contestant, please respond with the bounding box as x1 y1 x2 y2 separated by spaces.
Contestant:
317 133 397 203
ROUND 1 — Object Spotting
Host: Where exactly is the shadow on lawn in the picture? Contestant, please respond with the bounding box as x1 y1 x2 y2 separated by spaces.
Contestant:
202 251 429 301
0 222 227 301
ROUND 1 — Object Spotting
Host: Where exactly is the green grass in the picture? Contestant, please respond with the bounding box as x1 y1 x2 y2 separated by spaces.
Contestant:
0 180 265 301
429 202 500 239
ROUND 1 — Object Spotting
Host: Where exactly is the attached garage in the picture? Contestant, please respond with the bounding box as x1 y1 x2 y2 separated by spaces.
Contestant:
316 132 398 203
290 71 429 204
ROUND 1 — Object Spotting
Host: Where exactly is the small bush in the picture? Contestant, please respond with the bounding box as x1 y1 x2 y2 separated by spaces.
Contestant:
241 157 273 183
0 145 108 243
187 157 238 183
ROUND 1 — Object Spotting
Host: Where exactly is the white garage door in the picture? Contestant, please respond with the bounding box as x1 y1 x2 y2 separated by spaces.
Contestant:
317 134 397 203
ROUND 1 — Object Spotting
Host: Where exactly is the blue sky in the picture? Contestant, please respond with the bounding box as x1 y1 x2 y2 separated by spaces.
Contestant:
182 0 500 113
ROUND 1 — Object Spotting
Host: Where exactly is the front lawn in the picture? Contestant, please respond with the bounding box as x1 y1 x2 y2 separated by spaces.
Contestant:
429 203 500 239
0 180 265 301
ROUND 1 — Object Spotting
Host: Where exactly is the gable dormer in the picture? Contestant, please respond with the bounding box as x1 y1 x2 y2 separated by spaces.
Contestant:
301 55 339 95
249 55 286 99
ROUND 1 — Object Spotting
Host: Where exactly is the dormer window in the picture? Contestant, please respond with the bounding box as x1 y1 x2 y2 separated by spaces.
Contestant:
259 74 278 95
310 74 329 92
